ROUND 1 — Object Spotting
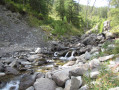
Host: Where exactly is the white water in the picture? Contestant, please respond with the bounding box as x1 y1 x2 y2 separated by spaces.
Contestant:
59 51 75 61
1 80 20 90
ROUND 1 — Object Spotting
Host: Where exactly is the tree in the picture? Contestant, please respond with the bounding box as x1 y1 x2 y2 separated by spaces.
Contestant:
56 0 65 21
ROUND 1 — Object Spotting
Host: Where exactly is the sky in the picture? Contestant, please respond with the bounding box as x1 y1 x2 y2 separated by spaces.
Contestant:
74 0 109 7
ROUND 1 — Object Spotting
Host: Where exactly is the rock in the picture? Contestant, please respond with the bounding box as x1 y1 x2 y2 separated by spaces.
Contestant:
64 76 82 90
36 72 45 79
56 87 64 90
103 20 110 31
0 72 5 77
69 67 87 77
19 74 36 90
63 61 75 67
52 69 70 87
27 54 40 61
26 86 34 90
9 60 17 67
38 60 47 66
34 78 56 90
35 47 41 53
45 72 52 79
20 61 31 65
90 47 100 54
75 54 86 63
85 51 91 60
109 87 119 90
98 54 114 62
89 59 100 69
90 69 100 79
5 66 19 75
0 62 4 72
79 85 89 90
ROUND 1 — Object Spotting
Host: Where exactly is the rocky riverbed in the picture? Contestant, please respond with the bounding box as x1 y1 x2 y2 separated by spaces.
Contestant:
0 30 119 90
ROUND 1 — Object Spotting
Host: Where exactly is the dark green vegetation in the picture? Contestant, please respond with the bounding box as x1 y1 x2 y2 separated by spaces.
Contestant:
0 0 118 38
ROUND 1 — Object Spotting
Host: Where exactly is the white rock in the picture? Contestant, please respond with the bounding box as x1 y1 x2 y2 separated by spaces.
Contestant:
90 70 100 79
89 59 100 69
35 47 41 53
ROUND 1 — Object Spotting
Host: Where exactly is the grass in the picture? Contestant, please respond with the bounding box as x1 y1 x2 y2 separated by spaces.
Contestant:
83 65 119 90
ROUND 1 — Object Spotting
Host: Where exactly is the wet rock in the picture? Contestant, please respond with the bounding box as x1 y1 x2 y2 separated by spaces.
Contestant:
26 86 34 90
0 72 5 77
5 66 19 75
19 74 36 90
34 78 56 90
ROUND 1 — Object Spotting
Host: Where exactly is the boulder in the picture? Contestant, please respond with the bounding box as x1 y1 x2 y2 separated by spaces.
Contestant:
52 69 70 87
36 72 45 79
34 78 56 90
89 59 100 69
5 66 19 75
85 51 91 60
90 69 100 79
19 74 36 90
64 76 82 90
27 54 40 61
69 67 87 77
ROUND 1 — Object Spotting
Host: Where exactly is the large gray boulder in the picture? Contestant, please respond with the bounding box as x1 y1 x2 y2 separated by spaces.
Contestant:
34 78 56 90
52 69 70 87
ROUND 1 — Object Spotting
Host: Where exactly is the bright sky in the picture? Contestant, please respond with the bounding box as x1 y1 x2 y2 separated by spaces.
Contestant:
74 0 109 7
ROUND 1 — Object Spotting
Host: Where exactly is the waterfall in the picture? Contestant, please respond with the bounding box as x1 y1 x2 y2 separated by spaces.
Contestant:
59 51 75 61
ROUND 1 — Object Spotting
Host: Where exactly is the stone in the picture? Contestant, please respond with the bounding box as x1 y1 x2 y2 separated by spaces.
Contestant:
0 62 4 72
34 78 56 90
90 47 100 54
0 72 5 77
36 72 45 79
64 76 82 90
69 67 87 77
26 86 34 90
79 85 89 90
90 69 100 79
56 87 64 90
109 87 119 90
35 47 41 53
27 54 40 61
19 74 36 90
9 60 17 67
98 54 114 62
5 67 19 75
85 51 91 60
89 59 100 69
52 69 70 87
45 72 52 79
63 61 75 67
